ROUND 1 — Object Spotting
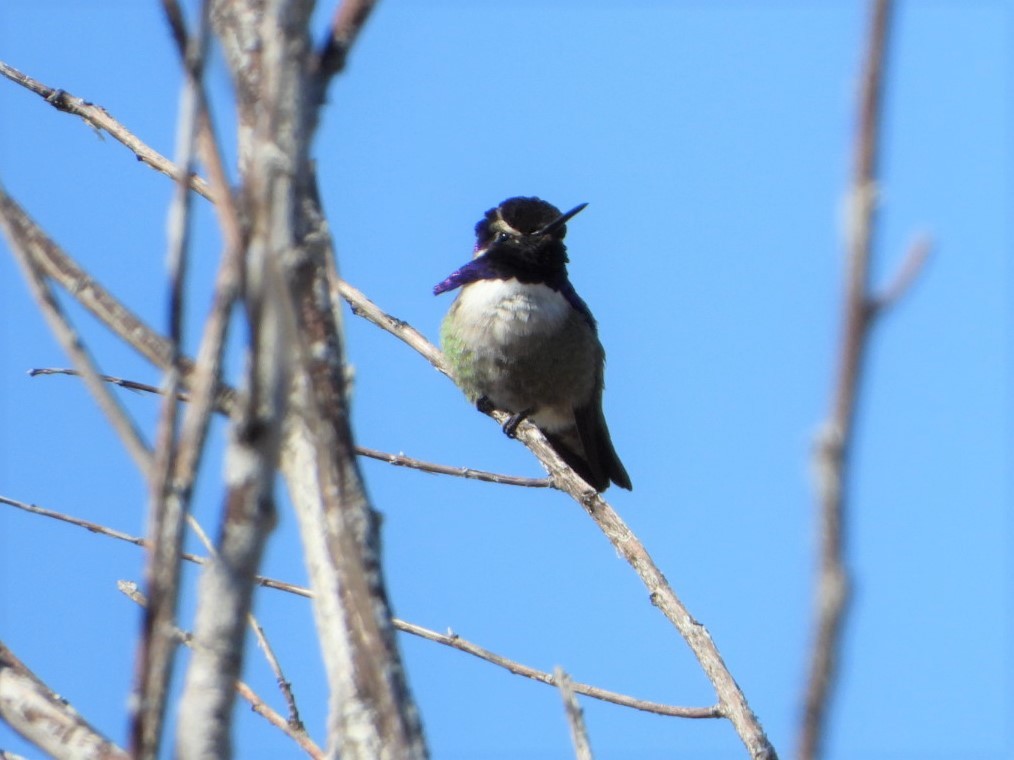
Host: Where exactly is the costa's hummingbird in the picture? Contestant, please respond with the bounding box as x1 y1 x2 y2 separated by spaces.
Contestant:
434 196 632 492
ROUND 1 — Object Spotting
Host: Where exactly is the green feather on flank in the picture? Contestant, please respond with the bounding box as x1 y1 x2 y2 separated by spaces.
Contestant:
440 317 481 403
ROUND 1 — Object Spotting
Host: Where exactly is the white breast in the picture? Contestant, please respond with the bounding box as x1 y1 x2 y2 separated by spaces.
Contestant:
454 279 570 346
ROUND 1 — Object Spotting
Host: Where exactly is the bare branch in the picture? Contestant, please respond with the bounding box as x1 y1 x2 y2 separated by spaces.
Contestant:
0 190 153 476
208 1 429 751
335 278 449 374
0 190 199 394
0 60 212 200
29 368 550 487
0 494 719 720
186 516 306 732
28 368 189 398
174 240 289 760
313 0 380 81
554 668 593 760
355 446 552 487
0 639 129 760
117 582 323 760
395 620 720 720
870 234 931 315
130 5 211 754
799 2 912 758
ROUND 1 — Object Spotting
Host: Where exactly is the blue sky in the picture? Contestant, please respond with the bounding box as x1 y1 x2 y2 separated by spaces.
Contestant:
0 2 1009 758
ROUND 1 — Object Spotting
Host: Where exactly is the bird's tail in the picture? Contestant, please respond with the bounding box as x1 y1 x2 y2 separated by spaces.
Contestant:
546 406 631 492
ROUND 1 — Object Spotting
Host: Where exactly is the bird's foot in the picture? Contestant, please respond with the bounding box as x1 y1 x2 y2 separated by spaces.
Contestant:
476 396 495 414
502 409 533 439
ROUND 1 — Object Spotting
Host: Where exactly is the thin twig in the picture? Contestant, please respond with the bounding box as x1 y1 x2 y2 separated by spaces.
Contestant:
394 620 720 720
28 368 190 398
0 60 212 200
354 445 552 487
30 368 551 487
800 2 909 759
0 493 720 721
870 234 931 315
117 581 323 760
555 667 593 760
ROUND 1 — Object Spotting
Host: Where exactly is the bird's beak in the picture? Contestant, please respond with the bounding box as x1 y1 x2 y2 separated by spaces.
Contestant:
534 202 588 237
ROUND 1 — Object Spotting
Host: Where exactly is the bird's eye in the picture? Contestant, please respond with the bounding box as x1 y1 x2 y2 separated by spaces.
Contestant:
495 231 511 244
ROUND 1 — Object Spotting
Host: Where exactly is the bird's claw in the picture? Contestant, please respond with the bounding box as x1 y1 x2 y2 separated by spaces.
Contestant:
502 409 531 439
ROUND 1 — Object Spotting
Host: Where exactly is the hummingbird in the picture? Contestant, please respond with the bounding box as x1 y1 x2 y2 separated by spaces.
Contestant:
434 196 632 492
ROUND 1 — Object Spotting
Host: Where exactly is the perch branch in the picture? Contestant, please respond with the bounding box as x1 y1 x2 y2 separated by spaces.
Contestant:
336 276 776 758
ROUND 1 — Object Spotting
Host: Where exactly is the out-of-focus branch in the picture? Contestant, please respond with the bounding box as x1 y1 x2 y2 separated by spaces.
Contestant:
117 582 323 760
0 493 721 721
0 190 153 477
28 368 188 398
130 4 211 755
0 639 129 760
799 2 927 758
870 234 931 314
174 253 288 760
555 668 593 760
207 2 431 756
210 1 430 752
0 188 221 404
186 516 306 731
281 242 430 758
313 0 379 82
6 10 426 750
